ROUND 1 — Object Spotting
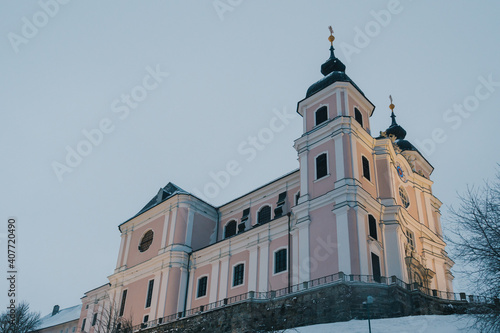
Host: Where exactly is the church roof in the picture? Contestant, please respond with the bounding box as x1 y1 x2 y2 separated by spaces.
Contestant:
120 183 189 228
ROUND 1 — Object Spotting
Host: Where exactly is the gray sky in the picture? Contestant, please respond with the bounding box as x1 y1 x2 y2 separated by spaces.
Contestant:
1 1 499 316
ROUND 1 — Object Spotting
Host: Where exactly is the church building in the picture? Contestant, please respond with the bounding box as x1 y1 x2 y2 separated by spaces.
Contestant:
77 29 454 331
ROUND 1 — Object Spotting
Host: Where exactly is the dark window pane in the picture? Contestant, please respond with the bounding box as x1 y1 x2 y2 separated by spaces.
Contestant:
197 276 208 298
81 319 86 332
355 108 363 127
362 156 371 181
119 290 127 317
145 280 154 308
139 230 154 252
92 314 97 326
368 215 377 240
233 264 244 286
316 153 327 179
315 106 328 125
274 249 287 274
224 220 237 238
258 206 271 224
371 253 381 283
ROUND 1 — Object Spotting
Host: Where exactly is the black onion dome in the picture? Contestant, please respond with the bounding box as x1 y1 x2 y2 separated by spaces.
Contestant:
395 139 417 151
306 45 366 98
385 112 407 140
384 109 417 151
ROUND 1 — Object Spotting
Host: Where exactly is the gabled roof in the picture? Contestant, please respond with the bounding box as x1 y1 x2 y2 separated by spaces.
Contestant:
37 304 81 330
119 182 189 227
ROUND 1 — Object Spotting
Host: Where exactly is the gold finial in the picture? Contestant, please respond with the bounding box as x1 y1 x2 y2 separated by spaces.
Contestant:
328 26 335 45
389 95 395 111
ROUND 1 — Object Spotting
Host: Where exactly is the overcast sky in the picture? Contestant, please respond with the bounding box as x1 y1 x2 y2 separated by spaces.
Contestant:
1 1 499 316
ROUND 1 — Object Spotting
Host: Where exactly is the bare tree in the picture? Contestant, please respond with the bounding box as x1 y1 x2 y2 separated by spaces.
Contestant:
92 299 132 333
0 302 41 333
446 168 500 332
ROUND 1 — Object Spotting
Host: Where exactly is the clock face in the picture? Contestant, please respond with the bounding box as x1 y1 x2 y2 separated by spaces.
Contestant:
396 163 408 182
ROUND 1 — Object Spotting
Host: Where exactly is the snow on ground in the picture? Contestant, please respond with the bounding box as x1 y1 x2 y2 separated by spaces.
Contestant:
286 315 478 333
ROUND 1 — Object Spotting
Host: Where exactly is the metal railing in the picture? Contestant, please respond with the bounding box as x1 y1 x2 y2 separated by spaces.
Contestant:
129 272 497 332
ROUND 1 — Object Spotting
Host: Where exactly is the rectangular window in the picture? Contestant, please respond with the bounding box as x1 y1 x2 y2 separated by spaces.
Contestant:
371 253 381 283
91 313 97 326
81 319 86 332
316 153 327 179
406 230 415 251
274 249 287 274
368 215 377 240
197 276 208 298
362 156 371 181
145 280 154 308
233 263 244 286
119 290 127 317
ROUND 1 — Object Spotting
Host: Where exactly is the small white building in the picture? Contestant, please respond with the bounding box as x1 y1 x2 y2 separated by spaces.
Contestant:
37 305 81 333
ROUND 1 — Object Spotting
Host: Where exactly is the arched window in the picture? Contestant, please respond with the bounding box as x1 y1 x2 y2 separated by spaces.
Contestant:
315 106 328 126
399 187 410 209
362 156 371 181
316 153 328 179
139 230 154 252
368 215 377 240
354 107 363 127
257 206 271 224
224 220 237 238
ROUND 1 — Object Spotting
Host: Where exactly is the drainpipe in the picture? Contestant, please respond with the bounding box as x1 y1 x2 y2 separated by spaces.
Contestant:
287 212 292 293
182 252 192 317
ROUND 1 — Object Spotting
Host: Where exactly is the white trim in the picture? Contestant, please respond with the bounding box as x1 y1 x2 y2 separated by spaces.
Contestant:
209 261 219 303
122 231 132 267
258 243 269 291
160 211 170 249
334 206 351 274
195 274 209 299
248 246 258 291
298 223 310 282
231 261 246 288
255 204 272 225
185 208 194 247
356 209 369 275
223 219 238 239
218 259 229 299
272 247 288 276
314 151 329 181
167 207 178 245
314 104 329 127
336 91 342 116
116 233 126 268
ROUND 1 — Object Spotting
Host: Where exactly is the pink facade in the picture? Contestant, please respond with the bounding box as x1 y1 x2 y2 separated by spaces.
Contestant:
78 38 454 330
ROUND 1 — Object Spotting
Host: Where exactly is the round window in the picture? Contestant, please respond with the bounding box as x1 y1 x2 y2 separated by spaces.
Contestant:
399 186 410 209
139 230 154 252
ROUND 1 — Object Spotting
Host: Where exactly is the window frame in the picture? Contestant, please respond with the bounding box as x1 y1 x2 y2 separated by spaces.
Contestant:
196 275 209 299
368 215 377 240
232 262 245 288
145 279 154 309
399 186 410 209
257 205 272 225
315 151 329 180
119 289 127 317
405 229 415 252
273 247 288 275
138 229 154 253
361 155 371 181
224 220 237 239
354 107 363 127
371 252 381 283
314 105 329 126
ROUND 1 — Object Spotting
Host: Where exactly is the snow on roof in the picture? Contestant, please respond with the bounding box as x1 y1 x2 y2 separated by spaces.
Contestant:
38 305 81 330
